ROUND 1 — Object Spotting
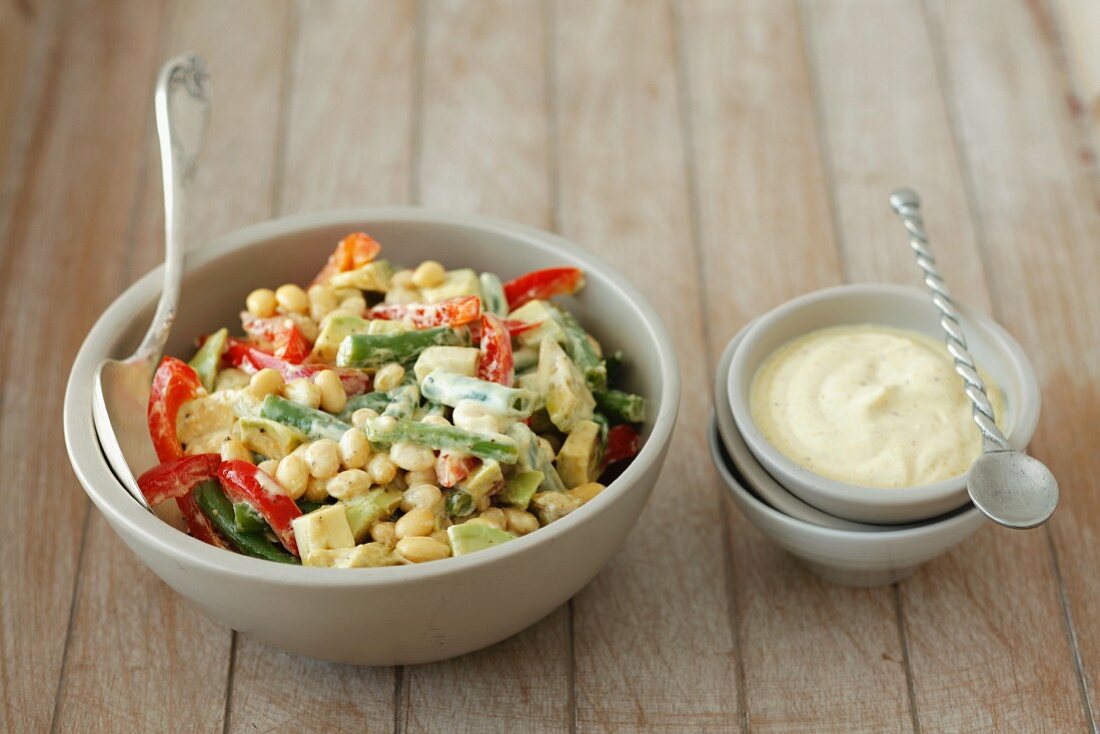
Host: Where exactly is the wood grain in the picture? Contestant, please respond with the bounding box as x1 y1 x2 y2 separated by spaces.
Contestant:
225 3 416 731
927 0 1100 728
0 0 50 214
404 2 570 732
1052 0 1100 143
0 0 166 730
49 2 294 732
681 1 912 731
806 1 1088 731
553 1 740 730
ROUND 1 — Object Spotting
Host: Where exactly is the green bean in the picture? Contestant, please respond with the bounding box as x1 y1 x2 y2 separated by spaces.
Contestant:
260 394 351 441
193 481 299 564
594 388 647 423
506 422 565 493
479 272 508 317
421 371 536 417
553 308 606 389
189 327 228 392
382 379 420 420
233 501 269 533
338 391 392 422
365 417 518 464
336 326 466 368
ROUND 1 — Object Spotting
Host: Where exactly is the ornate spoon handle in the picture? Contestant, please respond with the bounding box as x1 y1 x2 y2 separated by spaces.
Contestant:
889 188 1009 451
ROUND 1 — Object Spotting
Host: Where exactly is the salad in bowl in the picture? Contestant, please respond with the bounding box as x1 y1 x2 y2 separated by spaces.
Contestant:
138 232 647 568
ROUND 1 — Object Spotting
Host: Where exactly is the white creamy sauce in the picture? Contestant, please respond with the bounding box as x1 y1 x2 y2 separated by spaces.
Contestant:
750 324 1005 488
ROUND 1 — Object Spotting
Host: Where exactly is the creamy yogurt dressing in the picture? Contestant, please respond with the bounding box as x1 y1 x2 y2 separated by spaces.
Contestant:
750 324 1004 488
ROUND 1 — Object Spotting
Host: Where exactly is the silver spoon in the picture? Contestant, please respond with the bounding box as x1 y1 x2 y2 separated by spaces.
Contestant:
92 53 211 511
889 188 1058 529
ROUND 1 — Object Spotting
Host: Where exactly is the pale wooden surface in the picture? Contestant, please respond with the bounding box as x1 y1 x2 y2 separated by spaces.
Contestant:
3 1 1099 731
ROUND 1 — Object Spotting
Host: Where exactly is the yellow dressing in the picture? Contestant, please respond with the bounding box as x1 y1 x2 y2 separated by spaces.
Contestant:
750 325 1004 488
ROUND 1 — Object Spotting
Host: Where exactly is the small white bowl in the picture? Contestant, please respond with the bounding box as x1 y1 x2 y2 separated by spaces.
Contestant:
64 208 681 665
707 416 986 586
727 284 1040 524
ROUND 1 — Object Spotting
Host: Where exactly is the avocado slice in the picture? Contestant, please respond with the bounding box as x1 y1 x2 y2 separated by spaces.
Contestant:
447 523 516 556
556 420 603 489
238 416 305 461
344 487 403 542
499 471 544 510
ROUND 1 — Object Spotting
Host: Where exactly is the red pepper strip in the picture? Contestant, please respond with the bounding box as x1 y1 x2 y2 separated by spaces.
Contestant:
468 318 541 344
368 295 480 329
503 267 585 310
436 453 478 488
311 231 382 286
603 424 641 467
148 357 203 462
216 460 302 556
225 338 371 396
240 312 312 363
137 454 222 506
477 313 514 386
146 358 229 545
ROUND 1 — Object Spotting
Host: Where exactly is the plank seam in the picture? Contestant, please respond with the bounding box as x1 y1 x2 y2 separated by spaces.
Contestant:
920 1 1097 729
270 0 301 218
669 1 748 731
408 0 427 208
796 0 850 286
48 505 92 734
893 584 923 734
220 631 238 734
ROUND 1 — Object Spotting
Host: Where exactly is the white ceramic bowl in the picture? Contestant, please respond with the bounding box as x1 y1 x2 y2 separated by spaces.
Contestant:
64 208 680 665
707 417 986 587
727 284 1040 523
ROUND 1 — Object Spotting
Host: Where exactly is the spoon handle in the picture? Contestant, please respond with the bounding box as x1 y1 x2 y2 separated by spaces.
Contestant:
135 53 212 361
889 188 1009 452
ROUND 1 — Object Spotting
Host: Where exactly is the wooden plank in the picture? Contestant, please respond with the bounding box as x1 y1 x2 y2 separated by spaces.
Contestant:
680 1 913 731
1051 0 1100 142
805 1 1088 731
926 0 1100 728
276 0 415 215
553 1 740 730
51 2 292 731
0 0 44 195
0 1 167 731
403 2 569 732
225 3 415 730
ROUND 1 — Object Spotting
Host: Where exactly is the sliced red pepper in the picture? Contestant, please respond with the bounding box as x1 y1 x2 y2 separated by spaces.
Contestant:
216 460 302 556
436 453 478 488
367 295 480 329
603 424 641 467
311 231 382 286
477 313 514 386
137 454 221 506
148 357 203 462
240 312 312 363
503 267 585 310
468 317 541 344
225 338 371 395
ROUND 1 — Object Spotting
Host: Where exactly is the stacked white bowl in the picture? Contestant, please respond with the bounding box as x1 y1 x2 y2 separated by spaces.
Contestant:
709 284 1040 587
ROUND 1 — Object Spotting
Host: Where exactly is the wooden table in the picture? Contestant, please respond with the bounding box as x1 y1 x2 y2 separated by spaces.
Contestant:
3 1 1099 731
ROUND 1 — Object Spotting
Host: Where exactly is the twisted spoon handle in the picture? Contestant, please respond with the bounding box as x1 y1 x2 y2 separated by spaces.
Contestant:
889 188 1009 451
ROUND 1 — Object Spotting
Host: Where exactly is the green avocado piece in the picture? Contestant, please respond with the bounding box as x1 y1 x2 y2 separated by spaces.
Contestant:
447 523 516 556
238 416 305 461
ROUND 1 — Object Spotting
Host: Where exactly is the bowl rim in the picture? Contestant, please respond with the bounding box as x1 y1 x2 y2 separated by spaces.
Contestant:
726 283 1041 512
707 414 985 543
64 206 681 588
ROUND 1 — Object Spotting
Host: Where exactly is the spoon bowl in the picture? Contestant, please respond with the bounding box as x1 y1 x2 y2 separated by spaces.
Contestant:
968 451 1059 529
